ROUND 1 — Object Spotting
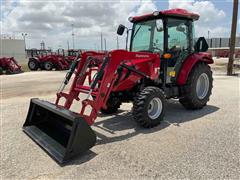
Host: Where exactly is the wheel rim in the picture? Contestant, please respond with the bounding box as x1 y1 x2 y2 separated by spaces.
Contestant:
29 62 36 69
45 63 51 70
148 97 162 120
196 73 209 99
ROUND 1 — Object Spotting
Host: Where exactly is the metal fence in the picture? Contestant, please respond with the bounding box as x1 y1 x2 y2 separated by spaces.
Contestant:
206 37 240 48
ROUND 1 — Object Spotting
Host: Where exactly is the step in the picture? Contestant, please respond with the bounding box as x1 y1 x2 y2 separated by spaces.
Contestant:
74 85 98 96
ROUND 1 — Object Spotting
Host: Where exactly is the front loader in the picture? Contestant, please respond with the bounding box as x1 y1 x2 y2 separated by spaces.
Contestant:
0 57 23 75
23 9 213 164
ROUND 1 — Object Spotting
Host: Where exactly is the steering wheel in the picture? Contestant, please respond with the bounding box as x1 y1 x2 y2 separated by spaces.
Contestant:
152 47 163 54
169 38 179 46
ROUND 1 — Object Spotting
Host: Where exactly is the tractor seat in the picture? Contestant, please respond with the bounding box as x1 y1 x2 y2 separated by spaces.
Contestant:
168 47 182 67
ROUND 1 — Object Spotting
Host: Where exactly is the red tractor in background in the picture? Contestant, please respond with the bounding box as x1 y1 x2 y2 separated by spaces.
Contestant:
23 9 213 164
28 49 78 71
67 49 79 61
0 57 23 75
58 49 80 66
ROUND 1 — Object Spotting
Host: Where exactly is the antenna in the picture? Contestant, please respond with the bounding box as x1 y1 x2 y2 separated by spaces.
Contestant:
71 24 75 49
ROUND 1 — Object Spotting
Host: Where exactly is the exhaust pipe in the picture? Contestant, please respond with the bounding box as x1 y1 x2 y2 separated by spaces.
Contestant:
23 98 96 164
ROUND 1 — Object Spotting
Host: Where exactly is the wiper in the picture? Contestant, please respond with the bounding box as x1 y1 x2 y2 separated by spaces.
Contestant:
133 25 142 39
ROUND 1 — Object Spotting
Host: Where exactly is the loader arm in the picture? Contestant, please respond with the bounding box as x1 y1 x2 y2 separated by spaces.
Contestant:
56 51 124 125
55 50 160 125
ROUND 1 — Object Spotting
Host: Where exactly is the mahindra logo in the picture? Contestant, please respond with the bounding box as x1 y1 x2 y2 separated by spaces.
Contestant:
135 54 150 58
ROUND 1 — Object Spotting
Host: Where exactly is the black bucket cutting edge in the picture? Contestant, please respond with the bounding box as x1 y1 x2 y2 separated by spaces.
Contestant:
23 98 96 164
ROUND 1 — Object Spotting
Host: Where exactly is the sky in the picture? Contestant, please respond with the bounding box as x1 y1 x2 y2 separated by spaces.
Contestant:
0 0 239 50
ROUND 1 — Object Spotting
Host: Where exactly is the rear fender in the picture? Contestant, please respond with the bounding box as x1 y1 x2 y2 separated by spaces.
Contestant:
177 53 213 86
29 57 40 62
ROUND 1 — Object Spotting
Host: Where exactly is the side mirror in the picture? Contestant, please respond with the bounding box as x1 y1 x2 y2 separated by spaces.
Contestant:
156 19 164 32
194 37 209 52
117 24 125 35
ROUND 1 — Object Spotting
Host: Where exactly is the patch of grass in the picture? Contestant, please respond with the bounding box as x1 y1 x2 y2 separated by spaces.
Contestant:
20 63 30 72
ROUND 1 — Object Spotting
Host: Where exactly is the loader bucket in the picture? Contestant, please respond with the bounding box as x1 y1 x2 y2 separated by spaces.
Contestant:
23 98 96 164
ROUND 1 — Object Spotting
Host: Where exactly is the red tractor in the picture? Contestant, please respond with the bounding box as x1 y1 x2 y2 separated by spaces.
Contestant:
28 49 71 71
23 9 213 164
67 49 79 60
0 57 23 75
60 49 80 66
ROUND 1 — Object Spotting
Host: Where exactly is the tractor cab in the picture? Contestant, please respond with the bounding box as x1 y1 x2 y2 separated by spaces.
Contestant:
29 49 49 58
117 9 209 83
57 48 65 56
30 49 40 58
68 49 78 57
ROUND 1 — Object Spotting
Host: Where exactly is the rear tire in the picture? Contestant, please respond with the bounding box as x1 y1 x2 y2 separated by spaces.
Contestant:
28 59 39 71
44 61 53 71
179 62 213 109
133 86 165 128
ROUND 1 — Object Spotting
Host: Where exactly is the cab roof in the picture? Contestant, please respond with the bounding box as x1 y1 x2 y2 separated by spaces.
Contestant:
130 9 199 22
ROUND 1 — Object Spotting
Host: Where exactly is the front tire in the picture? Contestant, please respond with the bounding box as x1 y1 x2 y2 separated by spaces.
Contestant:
100 95 122 114
133 86 165 128
179 62 213 109
28 59 39 71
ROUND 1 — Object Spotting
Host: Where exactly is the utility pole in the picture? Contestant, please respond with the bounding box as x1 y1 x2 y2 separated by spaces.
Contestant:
227 0 238 75
117 36 119 49
207 30 210 45
104 38 107 51
22 33 27 58
22 33 27 50
67 40 70 50
100 32 103 51
71 24 75 49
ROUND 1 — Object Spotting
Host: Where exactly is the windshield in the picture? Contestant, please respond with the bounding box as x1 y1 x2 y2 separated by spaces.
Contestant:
68 51 77 56
131 19 164 53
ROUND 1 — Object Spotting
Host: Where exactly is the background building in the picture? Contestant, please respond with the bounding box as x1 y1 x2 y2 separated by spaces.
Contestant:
0 38 26 63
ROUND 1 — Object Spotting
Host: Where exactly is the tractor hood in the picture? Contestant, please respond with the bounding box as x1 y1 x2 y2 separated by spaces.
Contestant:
81 50 160 92
82 50 160 70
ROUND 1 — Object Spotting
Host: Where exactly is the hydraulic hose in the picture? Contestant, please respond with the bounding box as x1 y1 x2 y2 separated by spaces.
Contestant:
90 57 109 89
57 54 80 93
64 58 80 85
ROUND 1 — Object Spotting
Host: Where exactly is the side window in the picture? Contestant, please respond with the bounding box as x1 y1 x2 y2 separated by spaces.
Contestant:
168 19 188 51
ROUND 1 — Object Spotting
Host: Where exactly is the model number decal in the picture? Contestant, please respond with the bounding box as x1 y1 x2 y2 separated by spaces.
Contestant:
135 54 150 58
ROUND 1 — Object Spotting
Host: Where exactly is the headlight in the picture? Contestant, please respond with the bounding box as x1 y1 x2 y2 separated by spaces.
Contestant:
153 11 160 16
128 16 133 22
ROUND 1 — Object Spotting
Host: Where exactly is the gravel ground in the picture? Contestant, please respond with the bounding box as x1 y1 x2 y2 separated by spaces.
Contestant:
1 60 239 179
